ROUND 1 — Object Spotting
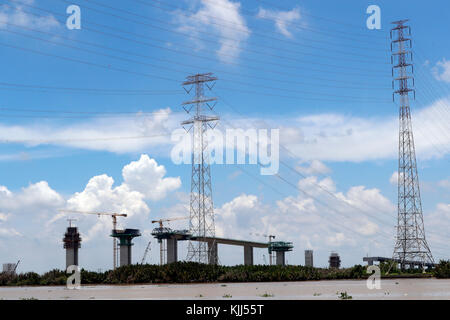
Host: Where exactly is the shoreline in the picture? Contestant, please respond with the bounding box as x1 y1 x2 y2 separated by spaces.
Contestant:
0 273 435 288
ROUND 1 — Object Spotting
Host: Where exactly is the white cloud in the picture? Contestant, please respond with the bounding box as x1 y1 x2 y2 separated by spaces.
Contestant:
122 154 181 201
173 0 250 63
0 99 449 164
0 108 176 154
0 155 181 270
296 160 331 176
62 155 181 239
0 1 59 30
0 212 9 222
389 171 398 185
257 7 301 38
0 181 64 215
281 97 450 162
326 232 349 247
213 175 394 266
432 58 450 83
0 227 21 237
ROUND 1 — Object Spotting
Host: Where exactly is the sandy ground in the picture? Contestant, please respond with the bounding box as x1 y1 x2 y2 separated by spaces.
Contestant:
0 278 449 300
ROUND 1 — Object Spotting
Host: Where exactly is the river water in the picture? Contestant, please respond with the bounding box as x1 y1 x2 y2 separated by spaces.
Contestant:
0 278 449 300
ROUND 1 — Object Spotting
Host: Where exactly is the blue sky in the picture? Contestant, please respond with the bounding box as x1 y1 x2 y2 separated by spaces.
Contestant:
0 0 449 273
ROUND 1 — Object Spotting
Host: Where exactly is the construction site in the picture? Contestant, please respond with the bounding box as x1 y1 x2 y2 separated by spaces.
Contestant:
46 21 442 272
0 1 449 302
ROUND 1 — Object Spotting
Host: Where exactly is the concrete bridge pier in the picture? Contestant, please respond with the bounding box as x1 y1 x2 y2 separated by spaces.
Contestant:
208 241 218 265
167 238 178 264
276 251 285 266
244 245 253 265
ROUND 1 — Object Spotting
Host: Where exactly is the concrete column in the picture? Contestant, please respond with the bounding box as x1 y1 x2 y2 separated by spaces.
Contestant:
167 238 178 264
120 245 131 266
244 245 253 265
66 248 78 268
276 251 285 266
208 241 218 265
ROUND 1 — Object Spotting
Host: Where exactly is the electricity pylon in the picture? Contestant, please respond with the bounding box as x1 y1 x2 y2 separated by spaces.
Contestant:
181 73 219 264
390 20 434 268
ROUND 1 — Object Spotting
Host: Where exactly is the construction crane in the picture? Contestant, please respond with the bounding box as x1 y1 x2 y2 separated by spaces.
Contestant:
151 216 189 228
250 232 276 265
151 216 189 265
59 209 127 270
141 240 151 265
13 260 20 273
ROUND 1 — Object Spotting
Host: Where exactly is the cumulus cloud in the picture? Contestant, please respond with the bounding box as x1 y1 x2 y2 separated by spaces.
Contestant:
0 0 59 30
122 154 181 201
60 155 181 238
0 155 181 270
296 160 331 176
432 58 450 83
0 181 64 215
389 171 398 185
173 0 250 63
213 175 395 265
0 181 63 241
257 7 301 38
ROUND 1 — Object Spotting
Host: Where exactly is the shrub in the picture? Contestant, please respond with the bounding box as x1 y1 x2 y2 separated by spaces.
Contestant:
434 260 450 278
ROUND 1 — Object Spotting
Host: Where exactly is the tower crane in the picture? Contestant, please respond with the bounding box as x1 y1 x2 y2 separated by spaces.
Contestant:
151 216 189 265
59 209 127 270
151 216 189 229
250 232 276 265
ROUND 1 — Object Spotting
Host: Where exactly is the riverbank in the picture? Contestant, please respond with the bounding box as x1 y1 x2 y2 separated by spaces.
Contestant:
2 261 447 287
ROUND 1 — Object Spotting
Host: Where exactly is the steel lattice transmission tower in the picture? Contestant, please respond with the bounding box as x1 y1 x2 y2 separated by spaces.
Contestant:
390 20 434 268
181 73 219 264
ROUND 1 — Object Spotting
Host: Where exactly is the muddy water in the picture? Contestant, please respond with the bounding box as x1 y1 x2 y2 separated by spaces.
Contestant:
1 278 449 300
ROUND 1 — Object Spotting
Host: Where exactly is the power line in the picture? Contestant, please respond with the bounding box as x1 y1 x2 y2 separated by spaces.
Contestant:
102 0 391 58
0 35 392 103
0 131 173 143
0 81 182 95
1 21 391 91
8 0 391 76
251 0 389 36
48 0 392 71
6 2 392 83
190 0 389 43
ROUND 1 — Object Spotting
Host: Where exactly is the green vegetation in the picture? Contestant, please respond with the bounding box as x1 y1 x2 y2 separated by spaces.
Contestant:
434 260 450 278
0 261 448 286
260 292 274 297
222 294 232 298
338 291 352 300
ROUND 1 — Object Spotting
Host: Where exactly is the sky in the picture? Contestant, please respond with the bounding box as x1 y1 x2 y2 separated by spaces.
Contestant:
0 0 449 273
